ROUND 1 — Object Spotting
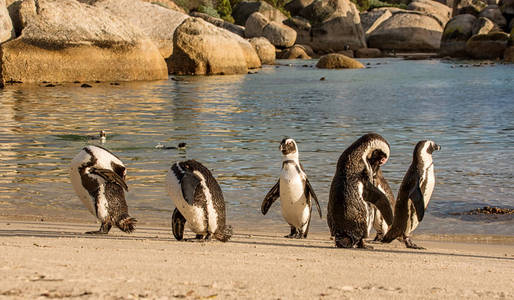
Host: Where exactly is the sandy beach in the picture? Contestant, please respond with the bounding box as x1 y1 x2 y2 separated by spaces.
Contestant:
0 218 512 299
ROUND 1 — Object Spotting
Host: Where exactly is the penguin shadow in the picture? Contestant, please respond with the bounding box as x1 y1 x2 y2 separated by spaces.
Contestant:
229 233 335 250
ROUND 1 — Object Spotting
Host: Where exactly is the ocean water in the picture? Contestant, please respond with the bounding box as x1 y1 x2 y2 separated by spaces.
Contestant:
0 58 513 236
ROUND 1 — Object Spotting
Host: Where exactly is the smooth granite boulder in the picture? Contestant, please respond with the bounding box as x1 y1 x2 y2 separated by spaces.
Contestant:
233 1 287 26
300 0 366 52
169 18 260 75
262 21 297 48
277 44 312 59
465 31 509 58
245 12 270 38
316 53 364 68
439 14 476 56
407 0 452 26
478 5 507 28
94 0 189 59
249 37 276 64
472 16 498 35
355 48 382 57
0 0 14 43
368 11 444 51
191 12 245 37
360 8 392 36
1 0 167 85
245 12 297 48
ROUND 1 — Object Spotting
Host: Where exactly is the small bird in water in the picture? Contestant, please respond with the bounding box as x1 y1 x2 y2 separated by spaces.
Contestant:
261 138 322 239
155 142 187 150
381 140 440 249
86 130 106 144
70 145 136 234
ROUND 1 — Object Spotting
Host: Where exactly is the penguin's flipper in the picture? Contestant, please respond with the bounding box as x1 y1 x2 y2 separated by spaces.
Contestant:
363 182 394 225
172 208 186 241
90 168 128 191
409 178 425 222
262 180 280 215
180 172 202 205
305 178 322 218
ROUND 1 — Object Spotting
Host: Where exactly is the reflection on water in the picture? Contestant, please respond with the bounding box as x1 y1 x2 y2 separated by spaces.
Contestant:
0 59 513 235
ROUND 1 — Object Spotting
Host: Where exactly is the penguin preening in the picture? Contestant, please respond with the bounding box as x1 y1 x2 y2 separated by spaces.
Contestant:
261 138 322 239
70 145 136 234
368 151 396 241
327 133 394 249
166 160 232 242
381 140 440 249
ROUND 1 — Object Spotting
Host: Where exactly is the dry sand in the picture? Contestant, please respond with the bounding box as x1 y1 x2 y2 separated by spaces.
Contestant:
0 219 513 299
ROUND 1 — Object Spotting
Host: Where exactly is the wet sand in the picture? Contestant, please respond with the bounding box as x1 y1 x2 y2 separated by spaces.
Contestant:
0 219 513 299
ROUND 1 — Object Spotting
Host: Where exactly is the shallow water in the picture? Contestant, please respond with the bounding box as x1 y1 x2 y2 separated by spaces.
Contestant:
0 58 513 235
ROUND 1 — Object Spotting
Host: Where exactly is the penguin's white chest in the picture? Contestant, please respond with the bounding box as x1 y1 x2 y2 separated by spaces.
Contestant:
279 168 309 228
423 165 435 208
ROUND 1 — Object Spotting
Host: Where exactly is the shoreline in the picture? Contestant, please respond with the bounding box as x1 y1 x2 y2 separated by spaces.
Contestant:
1 219 513 299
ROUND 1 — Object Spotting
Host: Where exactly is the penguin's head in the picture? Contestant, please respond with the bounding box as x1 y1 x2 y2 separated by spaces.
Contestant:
279 138 298 156
415 140 441 157
99 130 106 138
368 149 388 170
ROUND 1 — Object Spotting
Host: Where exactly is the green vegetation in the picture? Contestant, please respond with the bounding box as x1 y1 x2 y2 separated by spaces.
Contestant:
151 2 170 9
367 0 407 10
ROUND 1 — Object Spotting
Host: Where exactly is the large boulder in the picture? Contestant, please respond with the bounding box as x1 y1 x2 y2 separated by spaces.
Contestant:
93 0 189 59
169 18 260 75
283 16 312 45
233 0 287 26
1 0 14 43
284 0 315 16
1 0 167 85
190 12 245 37
465 31 509 58
407 0 452 26
478 5 507 28
457 0 488 15
245 12 269 38
299 0 366 52
262 21 297 48
360 8 393 36
277 44 311 59
316 53 365 68
249 37 275 64
245 12 297 48
355 48 382 57
472 16 498 34
499 0 514 15
439 14 476 56
368 11 444 51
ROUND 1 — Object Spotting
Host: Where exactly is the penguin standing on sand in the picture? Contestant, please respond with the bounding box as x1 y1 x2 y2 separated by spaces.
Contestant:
70 145 136 234
166 160 232 242
261 138 322 238
327 133 394 249
382 140 440 249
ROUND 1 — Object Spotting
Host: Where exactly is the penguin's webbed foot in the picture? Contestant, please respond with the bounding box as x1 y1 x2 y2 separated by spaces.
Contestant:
85 222 111 235
285 226 298 238
357 239 374 250
404 237 425 250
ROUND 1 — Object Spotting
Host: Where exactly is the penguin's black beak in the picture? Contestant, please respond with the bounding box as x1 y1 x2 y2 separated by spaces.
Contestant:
434 144 441 151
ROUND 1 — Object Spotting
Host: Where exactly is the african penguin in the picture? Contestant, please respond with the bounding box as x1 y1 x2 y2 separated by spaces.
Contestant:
261 138 322 239
381 140 440 249
327 133 394 249
367 150 396 241
166 160 232 242
70 145 136 234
